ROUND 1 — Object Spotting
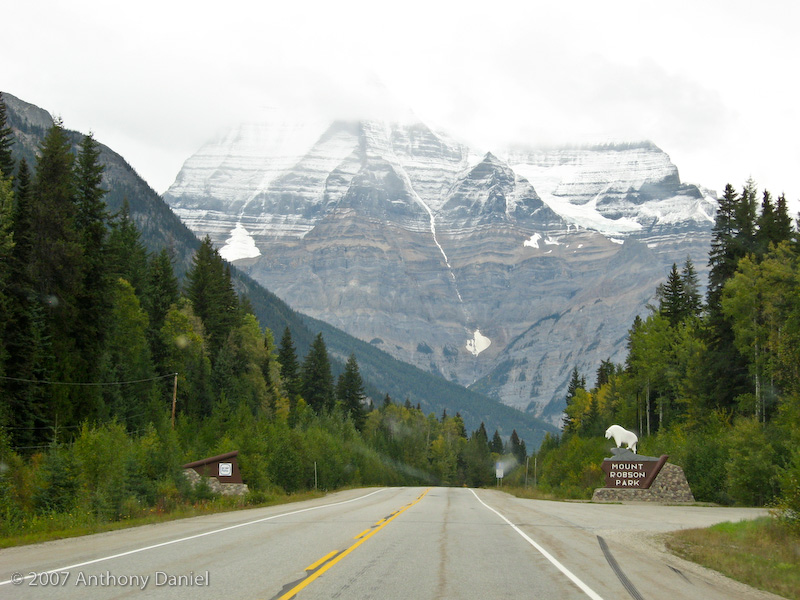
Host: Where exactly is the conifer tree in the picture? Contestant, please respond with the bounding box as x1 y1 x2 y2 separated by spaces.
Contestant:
30 121 85 427
490 429 504 454
336 353 366 430
774 193 793 243
143 248 179 375
658 263 687 326
185 236 240 359
73 133 110 406
705 182 755 408
563 366 586 433
0 92 15 179
106 200 149 295
680 257 702 318
1 158 49 447
301 333 334 413
277 327 301 402
509 429 526 464
756 190 778 255
733 178 759 258
707 183 740 313
0 175 14 369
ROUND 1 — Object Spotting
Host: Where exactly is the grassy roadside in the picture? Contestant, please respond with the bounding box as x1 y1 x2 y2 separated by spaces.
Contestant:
665 517 800 600
0 489 327 549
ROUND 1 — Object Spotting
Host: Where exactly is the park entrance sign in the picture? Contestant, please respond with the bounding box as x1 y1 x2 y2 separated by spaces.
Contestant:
601 451 668 489
592 425 695 503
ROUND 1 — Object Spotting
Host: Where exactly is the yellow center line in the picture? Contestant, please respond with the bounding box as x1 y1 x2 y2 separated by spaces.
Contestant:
274 488 430 600
304 550 339 573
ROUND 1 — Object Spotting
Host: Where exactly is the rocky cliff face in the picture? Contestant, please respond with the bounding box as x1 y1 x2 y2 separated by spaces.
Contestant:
165 119 715 425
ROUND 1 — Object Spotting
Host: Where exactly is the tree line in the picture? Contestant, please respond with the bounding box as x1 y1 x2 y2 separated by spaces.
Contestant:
0 95 529 533
542 178 799 521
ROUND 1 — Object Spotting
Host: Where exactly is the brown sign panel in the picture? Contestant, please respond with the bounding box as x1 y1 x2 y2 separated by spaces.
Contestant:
183 450 243 484
601 455 668 489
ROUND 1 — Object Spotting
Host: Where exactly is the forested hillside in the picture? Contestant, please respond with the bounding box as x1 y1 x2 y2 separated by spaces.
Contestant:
0 91 554 446
535 179 799 526
0 94 545 537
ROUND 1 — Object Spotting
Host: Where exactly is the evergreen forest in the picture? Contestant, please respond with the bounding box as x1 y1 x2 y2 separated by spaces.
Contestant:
0 97 528 538
1 91 798 542
539 179 799 527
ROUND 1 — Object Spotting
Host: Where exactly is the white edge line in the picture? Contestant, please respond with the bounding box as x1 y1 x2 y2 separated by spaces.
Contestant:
469 489 604 600
0 488 388 586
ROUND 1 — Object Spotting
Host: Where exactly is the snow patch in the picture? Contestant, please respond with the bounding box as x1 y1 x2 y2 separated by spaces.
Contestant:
524 233 561 250
466 329 491 356
220 223 261 262
523 233 542 248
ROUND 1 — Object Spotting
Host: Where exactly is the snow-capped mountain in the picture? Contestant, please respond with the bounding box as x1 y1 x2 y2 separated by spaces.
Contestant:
165 117 715 425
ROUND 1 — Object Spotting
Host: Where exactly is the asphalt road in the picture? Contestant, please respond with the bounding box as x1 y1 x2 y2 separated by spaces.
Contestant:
0 487 780 600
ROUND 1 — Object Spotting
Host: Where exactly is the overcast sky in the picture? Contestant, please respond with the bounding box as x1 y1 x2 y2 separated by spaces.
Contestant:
5 0 799 207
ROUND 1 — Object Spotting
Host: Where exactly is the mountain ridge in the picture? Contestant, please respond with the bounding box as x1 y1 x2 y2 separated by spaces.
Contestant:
164 114 716 424
2 91 557 445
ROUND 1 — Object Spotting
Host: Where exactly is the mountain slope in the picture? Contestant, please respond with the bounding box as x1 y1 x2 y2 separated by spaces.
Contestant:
3 91 556 445
165 116 716 425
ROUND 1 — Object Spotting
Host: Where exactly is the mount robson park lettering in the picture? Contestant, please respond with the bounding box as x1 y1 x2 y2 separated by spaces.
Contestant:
608 463 647 486
600 455 668 489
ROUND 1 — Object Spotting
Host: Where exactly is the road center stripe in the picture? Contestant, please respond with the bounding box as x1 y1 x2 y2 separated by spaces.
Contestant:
273 488 430 600
470 489 604 600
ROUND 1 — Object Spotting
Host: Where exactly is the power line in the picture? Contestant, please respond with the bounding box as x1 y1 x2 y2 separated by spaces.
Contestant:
0 373 177 387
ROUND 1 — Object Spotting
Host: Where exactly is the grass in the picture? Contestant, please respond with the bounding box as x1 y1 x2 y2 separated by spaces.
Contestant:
665 517 800 600
499 484 563 501
0 489 327 549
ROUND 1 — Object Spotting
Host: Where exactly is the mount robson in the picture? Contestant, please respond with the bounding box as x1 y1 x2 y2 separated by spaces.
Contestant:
164 117 718 426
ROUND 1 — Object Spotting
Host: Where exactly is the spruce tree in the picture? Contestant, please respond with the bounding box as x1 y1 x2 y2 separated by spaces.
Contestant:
143 248 179 375
30 121 85 427
756 189 778 255
490 429 504 454
0 92 15 179
1 158 49 448
562 366 583 433
0 175 14 370
73 133 110 409
680 257 702 318
336 353 366 430
707 183 739 313
106 200 149 295
509 429 526 464
658 263 687 326
704 181 753 409
774 193 793 243
277 327 301 401
185 236 240 359
301 333 334 413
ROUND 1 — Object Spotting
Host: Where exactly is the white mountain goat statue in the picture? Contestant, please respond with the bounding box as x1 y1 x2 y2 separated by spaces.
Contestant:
605 424 638 454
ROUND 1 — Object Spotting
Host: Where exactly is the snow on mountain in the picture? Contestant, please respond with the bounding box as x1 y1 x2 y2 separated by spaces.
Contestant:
164 118 716 425
505 142 716 235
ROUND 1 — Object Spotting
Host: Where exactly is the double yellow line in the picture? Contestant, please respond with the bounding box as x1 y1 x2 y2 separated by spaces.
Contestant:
274 488 430 600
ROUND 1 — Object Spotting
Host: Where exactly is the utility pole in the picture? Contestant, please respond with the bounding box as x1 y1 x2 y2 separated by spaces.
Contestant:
525 456 529 487
171 373 178 429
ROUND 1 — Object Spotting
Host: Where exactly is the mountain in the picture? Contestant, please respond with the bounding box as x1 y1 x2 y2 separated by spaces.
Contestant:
165 118 717 425
2 91 556 445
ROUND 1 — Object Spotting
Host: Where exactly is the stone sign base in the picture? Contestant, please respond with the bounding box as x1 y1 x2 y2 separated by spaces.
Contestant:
592 462 695 503
183 468 250 496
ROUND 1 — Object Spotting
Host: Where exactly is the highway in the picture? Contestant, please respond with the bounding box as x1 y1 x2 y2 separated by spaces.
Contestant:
0 487 780 600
